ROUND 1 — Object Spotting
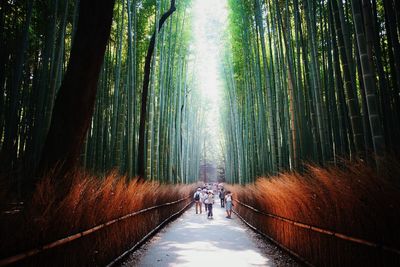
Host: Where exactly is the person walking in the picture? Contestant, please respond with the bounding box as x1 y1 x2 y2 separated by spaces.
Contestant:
219 188 226 208
225 191 233 218
202 188 208 212
193 188 202 214
200 189 207 213
207 190 215 219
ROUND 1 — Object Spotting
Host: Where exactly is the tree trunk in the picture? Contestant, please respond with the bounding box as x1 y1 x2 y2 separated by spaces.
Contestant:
330 0 365 157
137 0 176 178
37 0 115 180
0 0 33 173
351 0 385 157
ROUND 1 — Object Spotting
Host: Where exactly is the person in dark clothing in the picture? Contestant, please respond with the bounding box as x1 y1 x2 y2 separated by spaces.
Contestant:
219 188 226 208
193 188 202 214
206 190 215 219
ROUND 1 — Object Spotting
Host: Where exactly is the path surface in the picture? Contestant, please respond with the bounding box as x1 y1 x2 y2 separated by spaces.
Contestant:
120 200 300 267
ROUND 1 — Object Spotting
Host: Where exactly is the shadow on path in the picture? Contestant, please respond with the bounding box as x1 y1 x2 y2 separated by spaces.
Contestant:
120 200 300 267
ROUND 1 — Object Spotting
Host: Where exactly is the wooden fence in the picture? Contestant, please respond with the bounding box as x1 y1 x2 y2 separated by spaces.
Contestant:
0 196 192 266
234 199 400 267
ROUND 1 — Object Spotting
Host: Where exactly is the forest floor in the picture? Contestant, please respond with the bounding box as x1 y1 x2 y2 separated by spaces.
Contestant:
119 200 301 267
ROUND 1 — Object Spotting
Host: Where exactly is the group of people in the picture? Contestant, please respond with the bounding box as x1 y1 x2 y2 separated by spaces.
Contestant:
193 184 233 219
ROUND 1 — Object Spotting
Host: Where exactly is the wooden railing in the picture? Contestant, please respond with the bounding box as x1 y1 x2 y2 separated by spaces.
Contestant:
234 199 400 266
0 196 192 266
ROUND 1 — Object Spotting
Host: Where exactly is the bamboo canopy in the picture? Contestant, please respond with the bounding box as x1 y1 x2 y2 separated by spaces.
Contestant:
0 0 399 186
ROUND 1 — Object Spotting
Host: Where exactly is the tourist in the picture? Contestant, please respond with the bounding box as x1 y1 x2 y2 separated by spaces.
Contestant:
193 188 202 214
202 188 208 212
207 190 215 219
225 191 233 218
219 188 226 208
199 189 207 214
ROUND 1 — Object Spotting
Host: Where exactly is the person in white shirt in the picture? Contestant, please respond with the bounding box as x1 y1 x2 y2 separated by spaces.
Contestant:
225 191 233 219
202 188 208 212
199 189 207 213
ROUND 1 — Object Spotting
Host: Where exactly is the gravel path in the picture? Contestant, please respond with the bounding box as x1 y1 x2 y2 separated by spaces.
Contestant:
120 200 301 267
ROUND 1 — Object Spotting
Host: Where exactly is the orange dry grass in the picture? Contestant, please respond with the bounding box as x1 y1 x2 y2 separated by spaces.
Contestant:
229 159 400 266
0 170 195 266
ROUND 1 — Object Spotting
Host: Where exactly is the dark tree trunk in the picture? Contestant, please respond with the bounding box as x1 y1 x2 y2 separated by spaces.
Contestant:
369 0 394 152
0 0 33 173
383 0 400 119
137 0 176 178
330 0 365 157
0 1 8 146
36 0 115 180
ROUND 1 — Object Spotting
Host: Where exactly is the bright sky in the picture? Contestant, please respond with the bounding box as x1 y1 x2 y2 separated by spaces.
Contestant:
190 0 228 163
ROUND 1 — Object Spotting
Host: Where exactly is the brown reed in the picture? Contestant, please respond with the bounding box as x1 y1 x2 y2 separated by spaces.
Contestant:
0 170 195 266
229 159 400 267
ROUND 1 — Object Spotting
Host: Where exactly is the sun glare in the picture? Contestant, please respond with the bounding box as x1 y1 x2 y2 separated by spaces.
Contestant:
190 0 228 160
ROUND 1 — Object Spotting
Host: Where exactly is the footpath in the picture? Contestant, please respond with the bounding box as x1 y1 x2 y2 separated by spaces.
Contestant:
120 200 300 267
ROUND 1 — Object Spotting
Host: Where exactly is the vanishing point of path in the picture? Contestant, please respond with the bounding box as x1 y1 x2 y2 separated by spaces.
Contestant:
120 201 301 267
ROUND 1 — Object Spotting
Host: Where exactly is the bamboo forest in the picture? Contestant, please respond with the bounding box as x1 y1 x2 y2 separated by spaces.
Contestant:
1 0 400 266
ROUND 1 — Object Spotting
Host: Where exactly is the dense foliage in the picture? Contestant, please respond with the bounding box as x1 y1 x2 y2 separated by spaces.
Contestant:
1 0 400 187
0 0 202 187
222 0 400 183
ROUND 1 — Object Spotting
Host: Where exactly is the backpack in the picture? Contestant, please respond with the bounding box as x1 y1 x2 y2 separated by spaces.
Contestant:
194 192 200 201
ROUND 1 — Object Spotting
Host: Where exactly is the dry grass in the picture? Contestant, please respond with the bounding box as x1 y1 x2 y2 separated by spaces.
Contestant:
0 170 195 266
228 159 400 266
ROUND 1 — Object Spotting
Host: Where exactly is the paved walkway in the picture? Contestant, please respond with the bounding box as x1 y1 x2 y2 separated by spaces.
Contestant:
121 200 299 267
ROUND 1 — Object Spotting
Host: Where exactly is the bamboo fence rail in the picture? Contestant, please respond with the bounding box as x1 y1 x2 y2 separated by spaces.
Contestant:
234 199 400 255
0 196 191 266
